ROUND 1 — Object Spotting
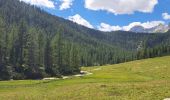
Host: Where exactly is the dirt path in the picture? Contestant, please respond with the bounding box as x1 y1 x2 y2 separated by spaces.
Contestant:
43 71 92 80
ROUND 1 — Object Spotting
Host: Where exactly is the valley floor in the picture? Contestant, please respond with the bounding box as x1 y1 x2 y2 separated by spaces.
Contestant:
0 56 170 100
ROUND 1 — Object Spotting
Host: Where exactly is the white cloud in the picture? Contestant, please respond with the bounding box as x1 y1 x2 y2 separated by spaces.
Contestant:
85 0 158 15
68 14 94 28
162 13 170 20
98 23 122 32
20 0 55 8
98 21 164 32
59 0 73 10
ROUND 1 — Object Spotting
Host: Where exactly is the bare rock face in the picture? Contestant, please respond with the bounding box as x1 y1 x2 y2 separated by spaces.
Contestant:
130 24 170 33
130 25 145 33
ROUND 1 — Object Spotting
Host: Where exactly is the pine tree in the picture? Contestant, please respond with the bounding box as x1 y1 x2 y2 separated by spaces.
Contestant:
44 37 53 75
0 16 12 80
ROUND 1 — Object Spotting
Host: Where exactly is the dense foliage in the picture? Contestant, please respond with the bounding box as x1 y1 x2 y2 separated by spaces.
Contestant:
0 0 170 80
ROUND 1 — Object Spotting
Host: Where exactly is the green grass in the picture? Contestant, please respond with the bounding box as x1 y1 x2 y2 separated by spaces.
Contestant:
0 56 170 100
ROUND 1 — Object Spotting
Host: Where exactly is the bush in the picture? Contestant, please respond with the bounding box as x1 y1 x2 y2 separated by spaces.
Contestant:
12 72 25 80
24 66 46 79
0 64 12 80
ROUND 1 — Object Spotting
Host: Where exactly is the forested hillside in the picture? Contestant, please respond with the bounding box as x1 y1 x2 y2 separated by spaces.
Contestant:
0 0 170 80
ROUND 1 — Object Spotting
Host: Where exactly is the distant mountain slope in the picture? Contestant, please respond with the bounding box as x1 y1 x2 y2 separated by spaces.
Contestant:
130 25 146 33
129 24 170 33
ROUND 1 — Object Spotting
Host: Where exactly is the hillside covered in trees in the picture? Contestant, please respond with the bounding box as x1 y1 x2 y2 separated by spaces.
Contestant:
0 0 170 80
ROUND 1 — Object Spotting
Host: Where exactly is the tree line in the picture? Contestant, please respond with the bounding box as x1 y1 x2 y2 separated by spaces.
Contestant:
0 18 80 80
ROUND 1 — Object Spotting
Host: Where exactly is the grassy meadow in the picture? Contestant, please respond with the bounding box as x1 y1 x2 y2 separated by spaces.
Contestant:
0 56 170 100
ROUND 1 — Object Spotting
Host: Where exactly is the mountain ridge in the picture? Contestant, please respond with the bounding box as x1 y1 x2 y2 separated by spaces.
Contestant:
129 24 170 33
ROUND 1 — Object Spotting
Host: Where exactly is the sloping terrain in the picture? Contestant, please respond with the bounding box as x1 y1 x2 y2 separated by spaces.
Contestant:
1 0 170 51
0 56 170 100
1 0 170 67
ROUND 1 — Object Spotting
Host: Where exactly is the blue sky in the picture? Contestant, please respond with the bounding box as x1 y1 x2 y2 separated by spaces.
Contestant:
20 0 170 31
